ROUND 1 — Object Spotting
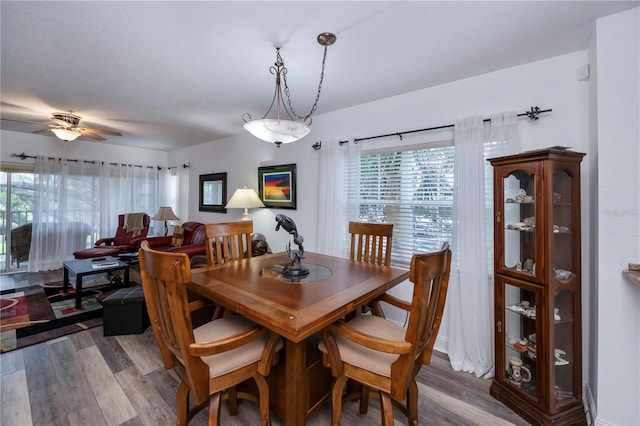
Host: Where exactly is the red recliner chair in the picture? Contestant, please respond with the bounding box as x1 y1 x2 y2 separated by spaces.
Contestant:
73 213 150 259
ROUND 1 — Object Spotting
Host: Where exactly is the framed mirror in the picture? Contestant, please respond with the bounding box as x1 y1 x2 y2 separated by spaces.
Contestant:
199 172 227 213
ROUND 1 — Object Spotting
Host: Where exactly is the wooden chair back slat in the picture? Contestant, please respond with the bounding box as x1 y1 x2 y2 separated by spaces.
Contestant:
348 222 393 266
204 221 254 266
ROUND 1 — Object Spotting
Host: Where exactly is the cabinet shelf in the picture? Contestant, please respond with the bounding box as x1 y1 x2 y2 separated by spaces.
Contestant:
489 148 585 425
505 227 536 233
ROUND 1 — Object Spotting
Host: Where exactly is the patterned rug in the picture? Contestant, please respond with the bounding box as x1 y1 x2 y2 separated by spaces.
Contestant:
0 274 128 353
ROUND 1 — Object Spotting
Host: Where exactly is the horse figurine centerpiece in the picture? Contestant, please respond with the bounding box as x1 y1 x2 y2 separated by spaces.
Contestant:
275 214 309 276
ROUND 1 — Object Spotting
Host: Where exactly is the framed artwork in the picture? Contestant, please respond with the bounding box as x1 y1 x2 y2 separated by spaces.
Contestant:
199 172 227 213
258 164 296 209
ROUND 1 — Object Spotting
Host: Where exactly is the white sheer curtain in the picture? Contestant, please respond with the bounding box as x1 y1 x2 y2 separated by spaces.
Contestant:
29 157 159 271
446 111 520 378
29 157 102 271
176 165 190 227
316 140 361 257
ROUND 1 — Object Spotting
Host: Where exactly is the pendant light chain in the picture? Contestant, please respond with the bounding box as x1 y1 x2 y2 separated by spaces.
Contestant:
281 44 329 124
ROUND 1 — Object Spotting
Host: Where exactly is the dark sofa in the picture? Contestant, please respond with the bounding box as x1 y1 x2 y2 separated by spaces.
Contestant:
142 221 207 258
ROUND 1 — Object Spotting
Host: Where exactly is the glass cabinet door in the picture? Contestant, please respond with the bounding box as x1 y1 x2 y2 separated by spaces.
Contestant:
496 164 543 283
550 167 576 283
550 166 580 410
501 277 541 404
552 290 576 407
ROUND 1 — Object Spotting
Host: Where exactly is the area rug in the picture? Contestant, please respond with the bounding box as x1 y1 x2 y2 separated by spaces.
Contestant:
0 276 129 353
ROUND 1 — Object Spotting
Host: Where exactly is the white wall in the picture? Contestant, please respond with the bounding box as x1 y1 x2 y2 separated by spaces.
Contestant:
0 130 168 167
594 8 640 426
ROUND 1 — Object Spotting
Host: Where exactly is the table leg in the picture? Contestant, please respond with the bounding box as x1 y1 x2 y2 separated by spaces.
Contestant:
63 266 70 293
284 339 307 426
123 266 130 286
75 275 83 309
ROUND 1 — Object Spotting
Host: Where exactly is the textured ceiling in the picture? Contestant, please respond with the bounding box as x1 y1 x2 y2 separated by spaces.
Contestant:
1 1 637 151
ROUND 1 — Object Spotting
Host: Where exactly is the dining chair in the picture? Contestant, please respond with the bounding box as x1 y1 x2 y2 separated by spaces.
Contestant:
138 241 282 426
349 222 394 266
204 221 254 266
319 242 452 425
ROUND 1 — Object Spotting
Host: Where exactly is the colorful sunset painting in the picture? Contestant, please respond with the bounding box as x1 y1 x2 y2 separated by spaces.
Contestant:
263 172 291 201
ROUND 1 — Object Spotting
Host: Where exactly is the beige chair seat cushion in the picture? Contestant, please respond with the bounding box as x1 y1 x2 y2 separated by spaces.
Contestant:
194 316 282 377
318 315 405 377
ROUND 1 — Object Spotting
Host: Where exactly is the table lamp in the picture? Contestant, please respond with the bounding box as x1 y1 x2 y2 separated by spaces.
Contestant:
225 187 265 220
151 206 180 236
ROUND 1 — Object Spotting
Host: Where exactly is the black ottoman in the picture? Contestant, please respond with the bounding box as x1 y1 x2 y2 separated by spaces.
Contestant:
101 287 150 336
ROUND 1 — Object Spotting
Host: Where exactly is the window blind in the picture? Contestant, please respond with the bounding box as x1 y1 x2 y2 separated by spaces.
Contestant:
347 144 455 268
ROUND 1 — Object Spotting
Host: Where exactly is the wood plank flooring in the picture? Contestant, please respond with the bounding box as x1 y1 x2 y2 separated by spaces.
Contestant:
0 270 529 426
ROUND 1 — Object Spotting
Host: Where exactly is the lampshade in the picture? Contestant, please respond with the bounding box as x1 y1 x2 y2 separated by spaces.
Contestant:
225 187 265 220
151 206 180 236
151 206 180 221
51 128 81 141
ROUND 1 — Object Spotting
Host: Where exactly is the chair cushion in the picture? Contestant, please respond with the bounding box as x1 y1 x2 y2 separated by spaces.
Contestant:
194 316 282 378
73 247 121 259
318 315 405 377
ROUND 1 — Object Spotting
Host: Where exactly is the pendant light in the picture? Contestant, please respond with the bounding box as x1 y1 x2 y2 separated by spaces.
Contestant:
243 32 336 148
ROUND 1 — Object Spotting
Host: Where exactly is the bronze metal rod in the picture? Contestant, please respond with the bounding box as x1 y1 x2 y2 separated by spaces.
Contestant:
10 152 160 169
312 106 551 150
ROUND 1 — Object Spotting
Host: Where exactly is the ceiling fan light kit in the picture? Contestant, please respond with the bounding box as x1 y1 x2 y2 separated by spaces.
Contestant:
51 127 82 141
243 32 336 148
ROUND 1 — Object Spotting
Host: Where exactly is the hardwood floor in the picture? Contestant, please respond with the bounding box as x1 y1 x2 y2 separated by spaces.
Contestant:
0 270 529 426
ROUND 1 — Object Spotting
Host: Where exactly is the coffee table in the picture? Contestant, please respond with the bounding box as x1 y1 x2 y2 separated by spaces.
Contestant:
63 256 130 310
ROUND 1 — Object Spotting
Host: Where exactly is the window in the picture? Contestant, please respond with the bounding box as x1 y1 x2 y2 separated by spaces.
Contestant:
348 143 454 268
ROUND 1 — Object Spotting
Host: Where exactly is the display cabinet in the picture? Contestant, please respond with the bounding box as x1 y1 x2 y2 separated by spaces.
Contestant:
488 148 586 425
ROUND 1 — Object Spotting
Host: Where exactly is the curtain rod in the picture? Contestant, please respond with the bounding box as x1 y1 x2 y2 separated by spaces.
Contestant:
168 162 191 170
311 106 551 150
10 152 161 170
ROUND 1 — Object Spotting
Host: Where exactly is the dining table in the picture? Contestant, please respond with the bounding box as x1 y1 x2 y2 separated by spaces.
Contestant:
188 251 409 426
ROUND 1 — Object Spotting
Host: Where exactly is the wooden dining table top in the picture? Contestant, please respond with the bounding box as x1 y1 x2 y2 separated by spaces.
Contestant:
188 251 409 342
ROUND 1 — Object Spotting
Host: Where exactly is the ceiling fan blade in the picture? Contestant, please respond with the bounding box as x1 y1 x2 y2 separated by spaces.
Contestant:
32 128 54 134
79 130 106 141
80 127 122 136
2 117 51 126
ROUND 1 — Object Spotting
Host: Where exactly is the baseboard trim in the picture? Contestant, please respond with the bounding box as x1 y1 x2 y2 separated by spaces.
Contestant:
584 382 597 425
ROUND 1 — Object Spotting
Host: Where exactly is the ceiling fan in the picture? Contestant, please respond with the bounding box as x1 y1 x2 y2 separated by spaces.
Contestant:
1 111 123 141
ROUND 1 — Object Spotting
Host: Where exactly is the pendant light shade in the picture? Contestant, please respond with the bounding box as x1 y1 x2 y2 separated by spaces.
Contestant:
243 119 311 145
